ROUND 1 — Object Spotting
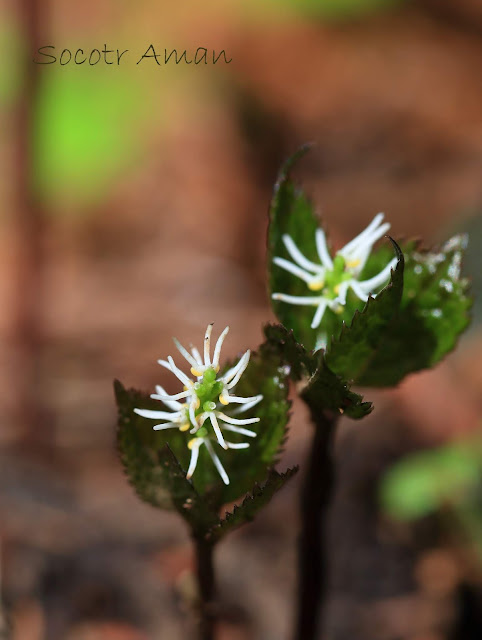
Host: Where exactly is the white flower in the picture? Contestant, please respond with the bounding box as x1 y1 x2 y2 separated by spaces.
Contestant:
272 213 397 329
134 324 263 485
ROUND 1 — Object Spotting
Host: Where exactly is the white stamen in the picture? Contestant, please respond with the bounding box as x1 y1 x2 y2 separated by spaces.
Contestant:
189 400 199 429
208 412 227 449
333 281 350 306
358 258 397 291
134 408 182 420
154 385 184 410
186 439 203 479
283 234 322 272
231 395 263 414
273 257 318 283
167 356 192 386
226 441 250 449
222 350 250 384
311 299 328 329
204 439 230 485
173 338 199 368
151 390 190 402
212 326 229 370
349 280 370 302
221 424 257 437
217 412 260 426
222 394 262 404
338 213 385 256
153 423 179 431
225 352 251 390
315 229 334 269
190 345 203 365
204 323 213 366
272 293 323 305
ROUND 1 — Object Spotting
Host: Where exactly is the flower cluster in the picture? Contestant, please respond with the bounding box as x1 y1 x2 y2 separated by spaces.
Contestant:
134 324 262 485
272 213 397 329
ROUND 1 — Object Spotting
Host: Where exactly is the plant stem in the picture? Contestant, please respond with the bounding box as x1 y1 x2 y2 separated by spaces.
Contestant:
294 409 339 640
194 537 217 640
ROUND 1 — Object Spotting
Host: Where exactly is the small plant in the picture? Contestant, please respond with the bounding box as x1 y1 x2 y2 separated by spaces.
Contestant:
114 146 472 640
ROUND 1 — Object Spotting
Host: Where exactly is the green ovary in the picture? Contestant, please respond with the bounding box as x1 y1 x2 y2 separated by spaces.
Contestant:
183 367 224 432
311 255 353 300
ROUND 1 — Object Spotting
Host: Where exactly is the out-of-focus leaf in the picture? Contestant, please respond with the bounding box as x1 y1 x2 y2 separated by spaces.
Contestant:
354 235 471 385
381 441 482 521
33 69 146 208
207 467 298 542
324 239 404 384
264 324 372 419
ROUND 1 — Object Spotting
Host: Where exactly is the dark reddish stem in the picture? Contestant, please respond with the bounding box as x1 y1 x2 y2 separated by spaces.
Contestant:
294 410 338 640
194 538 217 640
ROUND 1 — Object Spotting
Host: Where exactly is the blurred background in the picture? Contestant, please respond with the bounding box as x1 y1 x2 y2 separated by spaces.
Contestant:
1 0 482 638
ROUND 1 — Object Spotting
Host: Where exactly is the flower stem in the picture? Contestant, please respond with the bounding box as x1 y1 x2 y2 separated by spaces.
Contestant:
194 537 217 640
294 409 339 640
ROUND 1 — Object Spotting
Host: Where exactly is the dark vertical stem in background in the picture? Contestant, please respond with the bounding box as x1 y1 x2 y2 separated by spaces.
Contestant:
13 0 50 452
194 538 217 640
294 410 338 640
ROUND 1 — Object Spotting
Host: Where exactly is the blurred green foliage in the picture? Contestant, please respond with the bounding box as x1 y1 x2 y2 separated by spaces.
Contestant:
381 437 482 559
33 68 147 210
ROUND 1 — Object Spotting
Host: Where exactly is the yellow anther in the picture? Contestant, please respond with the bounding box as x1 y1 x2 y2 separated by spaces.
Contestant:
308 279 324 291
335 306 344 314
334 284 340 295
188 438 199 450
191 367 204 377
346 259 360 269
194 397 201 409
219 394 229 406
183 385 188 391
179 423 190 432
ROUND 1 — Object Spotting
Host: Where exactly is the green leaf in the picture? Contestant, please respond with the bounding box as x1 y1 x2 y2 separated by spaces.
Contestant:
354 235 472 386
207 467 299 542
268 149 401 353
115 379 194 510
325 239 404 383
116 339 291 511
115 380 219 534
263 323 314 380
264 324 372 419
381 441 482 521
33 70 147 209
157 446 220 536
209 343 291 506
268 146 324 352
302 357 373 419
